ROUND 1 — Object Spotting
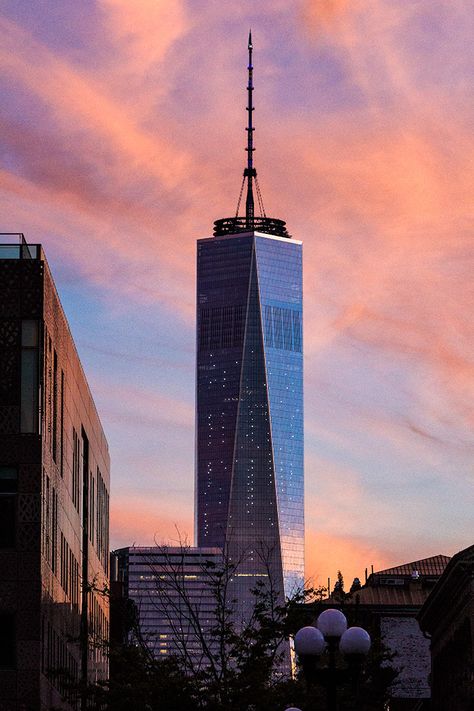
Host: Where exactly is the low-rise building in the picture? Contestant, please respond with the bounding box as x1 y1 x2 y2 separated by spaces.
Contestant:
354 556 449 710
321 555 450 710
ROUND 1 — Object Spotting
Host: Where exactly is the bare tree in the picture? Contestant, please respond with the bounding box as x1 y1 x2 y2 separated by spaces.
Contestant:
132 539 323 709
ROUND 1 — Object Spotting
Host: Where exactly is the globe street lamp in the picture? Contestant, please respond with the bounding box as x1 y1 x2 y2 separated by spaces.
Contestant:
293 609 371 711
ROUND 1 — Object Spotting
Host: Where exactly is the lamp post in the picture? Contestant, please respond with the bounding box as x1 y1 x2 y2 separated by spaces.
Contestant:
293 609 371 711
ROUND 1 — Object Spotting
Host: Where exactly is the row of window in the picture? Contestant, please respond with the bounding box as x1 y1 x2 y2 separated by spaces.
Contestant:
15 319 41 434
0 463 108 567
199 304 302 353
45 329 109 583
96 471 110 573
72 427 81 512
72 429 109 574
42 617 79 697
89 592 109 656
42 470 58 574
43 326 64 469
60 532 80 609
199 305 245 351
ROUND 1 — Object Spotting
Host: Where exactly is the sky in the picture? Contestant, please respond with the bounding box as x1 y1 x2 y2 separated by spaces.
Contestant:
1 0 473 588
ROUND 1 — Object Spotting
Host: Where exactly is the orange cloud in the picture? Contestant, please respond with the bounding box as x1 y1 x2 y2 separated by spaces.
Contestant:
305 530 392 590
301 0 356 34
111 494 193 550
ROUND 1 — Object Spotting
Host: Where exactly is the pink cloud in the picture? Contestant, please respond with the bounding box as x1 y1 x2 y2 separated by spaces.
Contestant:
1 1 473 585
0 17 190 189
90 380 194 431
99 0 189 75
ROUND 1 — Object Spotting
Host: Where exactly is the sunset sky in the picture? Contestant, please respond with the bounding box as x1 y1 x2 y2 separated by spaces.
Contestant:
1 0 473 587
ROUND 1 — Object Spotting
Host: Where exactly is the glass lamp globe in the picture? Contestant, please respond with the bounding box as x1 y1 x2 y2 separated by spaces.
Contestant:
294 626 326 657
317 609 348 639
339 626 371 656
285 708 303 711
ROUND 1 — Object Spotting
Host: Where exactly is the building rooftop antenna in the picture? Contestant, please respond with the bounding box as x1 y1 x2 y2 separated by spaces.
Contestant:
213 33 290 238
245 30 256 227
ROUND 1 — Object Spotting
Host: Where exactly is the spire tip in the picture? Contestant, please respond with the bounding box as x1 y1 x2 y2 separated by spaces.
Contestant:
245 30 255 225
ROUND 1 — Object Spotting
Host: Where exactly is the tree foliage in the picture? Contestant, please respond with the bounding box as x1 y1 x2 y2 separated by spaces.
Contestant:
75 555 396 710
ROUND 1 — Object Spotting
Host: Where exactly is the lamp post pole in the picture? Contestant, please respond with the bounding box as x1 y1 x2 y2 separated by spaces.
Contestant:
293 608 371 711
326 637 338 711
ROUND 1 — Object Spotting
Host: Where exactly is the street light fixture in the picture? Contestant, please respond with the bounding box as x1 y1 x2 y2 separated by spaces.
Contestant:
339 626 371 657
293 609 371 711
294 626 326 656
317 608 348 639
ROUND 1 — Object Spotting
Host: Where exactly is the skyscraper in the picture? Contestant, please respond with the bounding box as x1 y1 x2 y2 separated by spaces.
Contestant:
0 235 110 710
195 35 304 603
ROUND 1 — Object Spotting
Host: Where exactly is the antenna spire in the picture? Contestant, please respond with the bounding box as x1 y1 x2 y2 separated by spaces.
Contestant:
216 33 289 239
245 30 256 228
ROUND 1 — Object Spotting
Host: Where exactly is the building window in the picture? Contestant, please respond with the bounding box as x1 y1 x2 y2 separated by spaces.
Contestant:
89 472 95 544
0 467 17 548
60 371 64 476
51 487 58 574
20 320 39 433
42 471 50 562
199 305 245 351
72 428 81 512
0 614 15 668
52 350 58 462
95 469 110 574
292 311 302 351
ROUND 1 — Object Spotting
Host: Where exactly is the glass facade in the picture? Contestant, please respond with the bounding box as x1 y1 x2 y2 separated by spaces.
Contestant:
196 231 304 602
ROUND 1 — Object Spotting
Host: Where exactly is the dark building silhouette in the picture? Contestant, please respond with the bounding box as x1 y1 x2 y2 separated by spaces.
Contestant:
322 555 450 710
0 235 110 710
195 34 304 609
418 544 474 711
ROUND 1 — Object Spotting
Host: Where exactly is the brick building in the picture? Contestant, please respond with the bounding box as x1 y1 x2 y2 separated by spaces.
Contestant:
0 236 110 710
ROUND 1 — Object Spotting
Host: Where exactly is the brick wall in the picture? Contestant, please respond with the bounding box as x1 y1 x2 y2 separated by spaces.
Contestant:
381 616 430 699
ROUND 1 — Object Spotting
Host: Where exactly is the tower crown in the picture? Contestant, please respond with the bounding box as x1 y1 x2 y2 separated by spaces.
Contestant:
213 34 290 238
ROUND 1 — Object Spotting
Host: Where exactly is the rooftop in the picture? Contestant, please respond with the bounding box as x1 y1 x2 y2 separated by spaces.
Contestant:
374 554 451 578
324 554 451 611
350 585 430 607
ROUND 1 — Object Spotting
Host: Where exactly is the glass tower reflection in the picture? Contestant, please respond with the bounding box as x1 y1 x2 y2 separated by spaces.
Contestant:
195 231 304 601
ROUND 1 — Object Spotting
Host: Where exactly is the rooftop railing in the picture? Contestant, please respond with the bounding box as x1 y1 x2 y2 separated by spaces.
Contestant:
0 234 39 259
